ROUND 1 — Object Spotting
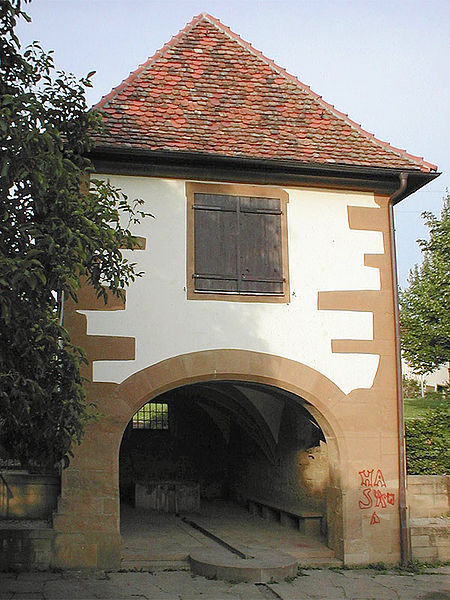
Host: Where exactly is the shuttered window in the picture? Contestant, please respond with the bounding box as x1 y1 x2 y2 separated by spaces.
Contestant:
194 193 283 294
186 183 289 301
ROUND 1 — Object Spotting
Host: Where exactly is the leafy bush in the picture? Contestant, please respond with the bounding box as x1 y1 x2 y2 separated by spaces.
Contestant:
405 405 449 474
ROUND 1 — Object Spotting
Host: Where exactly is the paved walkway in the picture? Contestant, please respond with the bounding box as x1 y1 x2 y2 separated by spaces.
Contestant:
1 566 449 599
120 500 335 569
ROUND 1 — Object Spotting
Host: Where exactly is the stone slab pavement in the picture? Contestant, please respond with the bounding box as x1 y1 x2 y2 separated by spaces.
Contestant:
0 566 449 600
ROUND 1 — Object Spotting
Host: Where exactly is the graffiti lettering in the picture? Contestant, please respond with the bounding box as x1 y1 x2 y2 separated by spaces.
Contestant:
370 511 380 525
359 468 387 488
358 488 373 509
373 469 387 488
374 489 387 508
359 469 374 487
357 469 395 524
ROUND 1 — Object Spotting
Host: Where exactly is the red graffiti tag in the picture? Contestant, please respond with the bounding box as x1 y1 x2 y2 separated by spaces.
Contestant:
370 511 380 525
358 488 373 509
373 470 387 488
358 469 394 523
374 489 388 508
359 469 374 487
358 468 386 488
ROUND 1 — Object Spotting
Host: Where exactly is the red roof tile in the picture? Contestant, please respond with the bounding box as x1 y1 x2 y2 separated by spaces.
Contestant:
92 13 436 173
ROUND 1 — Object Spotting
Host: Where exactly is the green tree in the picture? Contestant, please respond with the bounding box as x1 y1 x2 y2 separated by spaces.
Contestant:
399 194 450 375
0 0 149 470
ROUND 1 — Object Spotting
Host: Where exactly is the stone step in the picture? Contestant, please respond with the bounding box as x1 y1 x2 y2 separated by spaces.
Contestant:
189 547 298 583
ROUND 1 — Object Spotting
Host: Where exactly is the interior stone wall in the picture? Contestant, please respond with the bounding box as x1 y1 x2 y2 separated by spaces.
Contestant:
119 396 228 502
228 403 329 513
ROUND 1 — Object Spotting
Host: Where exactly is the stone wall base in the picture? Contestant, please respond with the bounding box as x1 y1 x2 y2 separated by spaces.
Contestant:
0 526 53 570
410 518 450 562
407 475 449 519
52 530 121 570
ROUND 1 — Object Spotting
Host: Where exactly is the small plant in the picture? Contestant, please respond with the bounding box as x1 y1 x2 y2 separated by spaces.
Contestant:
114 567 152 573
403 375 421 399
331 560 447 576
393 559 446 575
367 562 388 572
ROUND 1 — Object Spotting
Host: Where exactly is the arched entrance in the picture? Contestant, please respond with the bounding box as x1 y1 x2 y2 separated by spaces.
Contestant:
53 350 347 570
118 380 336 568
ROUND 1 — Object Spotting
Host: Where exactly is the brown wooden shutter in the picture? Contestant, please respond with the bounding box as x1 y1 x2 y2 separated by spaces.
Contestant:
193 193 283 295
239 196 283 294
193 194 238 292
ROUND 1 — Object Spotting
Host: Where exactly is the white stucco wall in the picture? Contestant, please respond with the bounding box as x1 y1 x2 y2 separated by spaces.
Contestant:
80 176 385 394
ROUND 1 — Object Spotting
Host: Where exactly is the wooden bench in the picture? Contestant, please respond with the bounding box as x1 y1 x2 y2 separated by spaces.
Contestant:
247 497 324 537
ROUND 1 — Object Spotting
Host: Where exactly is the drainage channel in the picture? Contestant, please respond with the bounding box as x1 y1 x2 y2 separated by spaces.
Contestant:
180 515 298 585
180 516 253 559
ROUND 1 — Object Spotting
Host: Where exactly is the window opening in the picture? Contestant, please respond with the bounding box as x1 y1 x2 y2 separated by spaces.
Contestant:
186 182 290 302
132 402 169 430
193 195 283 294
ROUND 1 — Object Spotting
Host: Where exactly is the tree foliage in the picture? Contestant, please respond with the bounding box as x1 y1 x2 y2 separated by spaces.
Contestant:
399 194 450 375
0 0 150 470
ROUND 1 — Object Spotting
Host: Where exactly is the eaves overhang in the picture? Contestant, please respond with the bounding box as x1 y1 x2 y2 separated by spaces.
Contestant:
87 146 440 204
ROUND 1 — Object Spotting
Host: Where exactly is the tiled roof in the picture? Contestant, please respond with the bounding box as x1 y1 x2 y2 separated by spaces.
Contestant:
93 13 436 173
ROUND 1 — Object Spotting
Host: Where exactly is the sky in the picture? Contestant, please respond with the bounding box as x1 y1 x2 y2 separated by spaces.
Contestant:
15 0 449 287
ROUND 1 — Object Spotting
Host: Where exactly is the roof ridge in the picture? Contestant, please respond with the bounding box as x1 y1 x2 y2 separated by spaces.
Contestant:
199 14 436 173
93 13 206 110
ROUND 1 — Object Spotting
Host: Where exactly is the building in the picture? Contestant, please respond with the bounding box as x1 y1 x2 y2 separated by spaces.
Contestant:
54 14 438 571
402 360 449 394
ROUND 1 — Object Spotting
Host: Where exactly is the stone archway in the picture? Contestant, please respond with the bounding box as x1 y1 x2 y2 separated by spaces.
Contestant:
52 350 348 570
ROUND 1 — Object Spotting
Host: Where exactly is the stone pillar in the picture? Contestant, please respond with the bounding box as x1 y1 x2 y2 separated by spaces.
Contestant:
52 414 121 570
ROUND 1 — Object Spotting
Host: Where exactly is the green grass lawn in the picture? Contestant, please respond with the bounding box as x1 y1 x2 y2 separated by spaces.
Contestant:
404 395 449 419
